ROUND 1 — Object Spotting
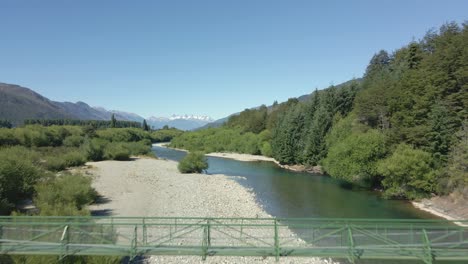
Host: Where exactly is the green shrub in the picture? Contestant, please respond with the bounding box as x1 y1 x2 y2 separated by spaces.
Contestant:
124 141 152 156
260 142 273 157
104 143 131 161
0 147 44 214
378 144 438 199
97 128 150 142
322 129 388 187
63 150 86 167
83 138 108 161
63 135 85 147
178 152 209 173
34 173 97 216
0 128 20 146
42 157 67 171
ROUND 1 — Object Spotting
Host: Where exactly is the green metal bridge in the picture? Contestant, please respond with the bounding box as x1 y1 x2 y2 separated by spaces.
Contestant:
0 216 467 263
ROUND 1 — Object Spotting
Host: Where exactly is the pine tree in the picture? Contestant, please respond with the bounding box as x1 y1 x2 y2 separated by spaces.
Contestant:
110 114 116 128
143 119 150 131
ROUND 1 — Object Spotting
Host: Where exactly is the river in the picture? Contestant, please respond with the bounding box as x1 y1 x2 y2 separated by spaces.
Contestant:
153 145 438 220
153 145 464 264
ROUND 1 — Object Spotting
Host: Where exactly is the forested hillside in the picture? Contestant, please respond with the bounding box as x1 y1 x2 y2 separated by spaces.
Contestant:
170 22 467 200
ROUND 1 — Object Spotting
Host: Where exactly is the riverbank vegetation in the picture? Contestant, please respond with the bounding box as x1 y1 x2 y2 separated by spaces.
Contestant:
178 151 209 173
0 124 181 262
170 22 468 200
0 125 186 216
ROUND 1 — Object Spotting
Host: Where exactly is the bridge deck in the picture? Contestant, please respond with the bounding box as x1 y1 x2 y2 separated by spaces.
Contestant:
0 216 467 263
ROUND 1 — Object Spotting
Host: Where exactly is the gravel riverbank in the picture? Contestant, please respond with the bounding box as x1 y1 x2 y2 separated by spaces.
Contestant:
85 157 337 263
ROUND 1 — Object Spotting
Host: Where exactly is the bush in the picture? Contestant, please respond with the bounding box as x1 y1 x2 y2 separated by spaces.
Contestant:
41 148 86 171
104 143 131 161
260 142 273 157
0 147 44 214
124 141 152 156
63 150 86 167
322 129 388 187
378 144 438 199
34 173 97 216
0 128 20 146
42 157 67 171
63 135 85 147
83 138 108 161
178 152 209 173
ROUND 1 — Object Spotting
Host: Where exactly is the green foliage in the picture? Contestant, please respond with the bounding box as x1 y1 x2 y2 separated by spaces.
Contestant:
110 114 116 128
322 130 388 187
377 144 437 199
0 147 43 214
178 152 209 173
0 128 20 146
226 105 268 133
143 119 150 131
83 138 108 161
104 142 131 161
24 118 142 128
62 135 85 147
96 127 150 142
438 123 468 197
170 127 264 155
271 105 306 164
0 120 12 128
167 22 467 200
34 173 97 216
260 142 273 157
151 128 184 142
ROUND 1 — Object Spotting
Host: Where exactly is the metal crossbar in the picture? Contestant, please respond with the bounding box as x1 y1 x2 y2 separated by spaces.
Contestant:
0 216 467 263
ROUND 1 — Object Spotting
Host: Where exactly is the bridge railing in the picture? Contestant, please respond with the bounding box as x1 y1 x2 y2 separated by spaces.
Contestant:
0 216 467 263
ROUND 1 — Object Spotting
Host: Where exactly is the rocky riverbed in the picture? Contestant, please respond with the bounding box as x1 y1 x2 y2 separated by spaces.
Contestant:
84 157 337 264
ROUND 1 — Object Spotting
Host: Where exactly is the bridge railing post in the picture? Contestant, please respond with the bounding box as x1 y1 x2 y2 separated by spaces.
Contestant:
59 225 69 262
422 229 433 264
347 224 356 264
130 225 138 262
202 218 211 261
274 218 280 261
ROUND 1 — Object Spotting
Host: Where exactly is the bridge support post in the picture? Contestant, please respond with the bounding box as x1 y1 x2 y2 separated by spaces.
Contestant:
422 229 434 264
202 219 211 261
347 225 356 264
274 218 280 261
130 225 138 262
143 218 147 245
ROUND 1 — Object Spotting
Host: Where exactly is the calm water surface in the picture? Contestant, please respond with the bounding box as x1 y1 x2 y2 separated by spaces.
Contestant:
153 146 438 219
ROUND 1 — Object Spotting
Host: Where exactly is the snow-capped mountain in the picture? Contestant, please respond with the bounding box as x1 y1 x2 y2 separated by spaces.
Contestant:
167 114 213 121
147 114 213 130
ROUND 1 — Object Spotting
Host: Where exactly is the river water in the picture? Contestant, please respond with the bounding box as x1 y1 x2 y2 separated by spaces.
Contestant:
152 146 463 264
152 145 437 220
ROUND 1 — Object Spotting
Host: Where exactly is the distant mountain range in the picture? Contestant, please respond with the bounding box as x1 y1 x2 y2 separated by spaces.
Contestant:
0 82 212 130
147 115 213 130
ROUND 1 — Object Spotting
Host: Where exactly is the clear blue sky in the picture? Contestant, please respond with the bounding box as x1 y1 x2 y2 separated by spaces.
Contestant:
0 1 466 119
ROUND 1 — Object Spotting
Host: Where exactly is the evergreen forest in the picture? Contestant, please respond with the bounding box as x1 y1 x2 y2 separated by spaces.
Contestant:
170 22 468 200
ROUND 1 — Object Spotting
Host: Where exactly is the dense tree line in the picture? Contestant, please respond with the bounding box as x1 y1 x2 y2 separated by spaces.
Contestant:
24 118 142 128
171 22 468 200
0 120 12 128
